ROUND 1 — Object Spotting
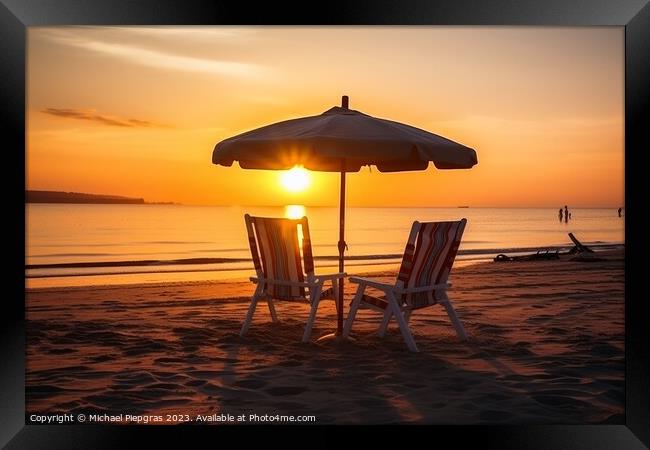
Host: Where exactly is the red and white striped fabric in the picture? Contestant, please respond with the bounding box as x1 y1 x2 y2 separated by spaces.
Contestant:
248 217 307 300
396 220 466 308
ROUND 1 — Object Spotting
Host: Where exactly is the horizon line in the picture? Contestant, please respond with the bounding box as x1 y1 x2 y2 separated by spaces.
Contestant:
27 202 624 209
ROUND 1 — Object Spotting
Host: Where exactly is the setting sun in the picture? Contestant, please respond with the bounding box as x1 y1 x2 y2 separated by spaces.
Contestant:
280 166 311 192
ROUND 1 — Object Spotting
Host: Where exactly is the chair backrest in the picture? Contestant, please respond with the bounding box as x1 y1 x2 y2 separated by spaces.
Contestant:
245 214 315 299
395 219 467 307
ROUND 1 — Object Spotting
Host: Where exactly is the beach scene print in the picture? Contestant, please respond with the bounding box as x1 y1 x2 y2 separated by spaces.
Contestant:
26 27 623 425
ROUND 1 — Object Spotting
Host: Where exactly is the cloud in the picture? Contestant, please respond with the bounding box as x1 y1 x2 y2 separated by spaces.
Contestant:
99 27 258 40
42 108 167 128
37 28 269 78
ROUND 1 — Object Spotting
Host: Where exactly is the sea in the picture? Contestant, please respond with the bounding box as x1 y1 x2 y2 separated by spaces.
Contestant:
25 204 625 289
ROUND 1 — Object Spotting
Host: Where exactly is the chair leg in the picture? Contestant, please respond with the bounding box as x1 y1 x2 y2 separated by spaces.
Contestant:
404 310 412 324
240 294 261 337
441 297 467 341
343 284 365 338
267 298 278 323
387 292 418 352
302 285 323 343
378 309 392 337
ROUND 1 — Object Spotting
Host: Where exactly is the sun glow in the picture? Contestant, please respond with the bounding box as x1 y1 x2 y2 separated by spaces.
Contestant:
280 166 310 192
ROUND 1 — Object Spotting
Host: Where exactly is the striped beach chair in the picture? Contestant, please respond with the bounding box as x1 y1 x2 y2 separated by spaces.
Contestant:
343 219 468 352
241 214 346 343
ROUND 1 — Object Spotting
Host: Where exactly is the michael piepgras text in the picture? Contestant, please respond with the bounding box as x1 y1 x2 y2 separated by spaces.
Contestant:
29 412 316 424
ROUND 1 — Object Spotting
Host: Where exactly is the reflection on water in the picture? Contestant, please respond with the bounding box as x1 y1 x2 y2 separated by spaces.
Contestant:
284 204 306 219
285 205 306 250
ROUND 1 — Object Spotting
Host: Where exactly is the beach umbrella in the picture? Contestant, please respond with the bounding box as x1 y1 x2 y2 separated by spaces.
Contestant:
212 96 478 339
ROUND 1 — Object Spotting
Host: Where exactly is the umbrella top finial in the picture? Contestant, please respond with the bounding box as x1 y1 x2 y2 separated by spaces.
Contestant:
341 95 349 109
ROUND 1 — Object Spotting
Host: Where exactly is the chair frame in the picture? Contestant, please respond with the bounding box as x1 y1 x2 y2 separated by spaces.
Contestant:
240 214 346 342
343 219 468 352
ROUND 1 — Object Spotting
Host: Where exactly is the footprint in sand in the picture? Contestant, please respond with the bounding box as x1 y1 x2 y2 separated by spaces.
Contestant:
198 383 222 395
264 386 308 396
234 379 267 389
404 383 427 389
48 347 78 354
154 357 185 365
532 394 591 409
274 401 304 409
358 398 384 407
85 354 115 363
479 410 514 421
26 384 68 397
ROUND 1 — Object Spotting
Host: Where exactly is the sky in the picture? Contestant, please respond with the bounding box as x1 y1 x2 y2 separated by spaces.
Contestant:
27 26 624 207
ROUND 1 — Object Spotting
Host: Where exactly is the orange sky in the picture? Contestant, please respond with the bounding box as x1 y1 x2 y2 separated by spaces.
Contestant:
27 26 624 207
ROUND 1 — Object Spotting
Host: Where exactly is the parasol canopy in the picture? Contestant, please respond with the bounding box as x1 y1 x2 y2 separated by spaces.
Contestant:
213 98 477 172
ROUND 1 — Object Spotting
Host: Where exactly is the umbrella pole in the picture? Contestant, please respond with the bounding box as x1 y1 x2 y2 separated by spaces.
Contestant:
337 161 346 334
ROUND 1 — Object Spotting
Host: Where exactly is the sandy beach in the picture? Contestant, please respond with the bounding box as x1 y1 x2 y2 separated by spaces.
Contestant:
26 250 624 425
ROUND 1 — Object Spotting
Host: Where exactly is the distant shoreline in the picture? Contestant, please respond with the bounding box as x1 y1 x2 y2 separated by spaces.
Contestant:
25 190 177 205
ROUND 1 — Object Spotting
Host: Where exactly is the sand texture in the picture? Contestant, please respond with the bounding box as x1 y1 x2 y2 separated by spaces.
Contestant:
26 251 624 424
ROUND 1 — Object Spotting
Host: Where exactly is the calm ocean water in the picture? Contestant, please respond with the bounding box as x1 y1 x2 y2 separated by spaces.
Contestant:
26 204 624 288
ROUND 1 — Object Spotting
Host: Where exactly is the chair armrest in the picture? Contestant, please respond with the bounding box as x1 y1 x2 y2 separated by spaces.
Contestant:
397 283 451 294
349 277 451 294
314 272 347 282
348 276 395 292
250 277 311 287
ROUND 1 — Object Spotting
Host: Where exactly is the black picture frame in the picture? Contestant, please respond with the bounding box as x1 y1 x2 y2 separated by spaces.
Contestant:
2 0 648 448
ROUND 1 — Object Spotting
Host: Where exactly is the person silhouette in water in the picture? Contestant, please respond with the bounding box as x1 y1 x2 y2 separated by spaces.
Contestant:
559 208 563 221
